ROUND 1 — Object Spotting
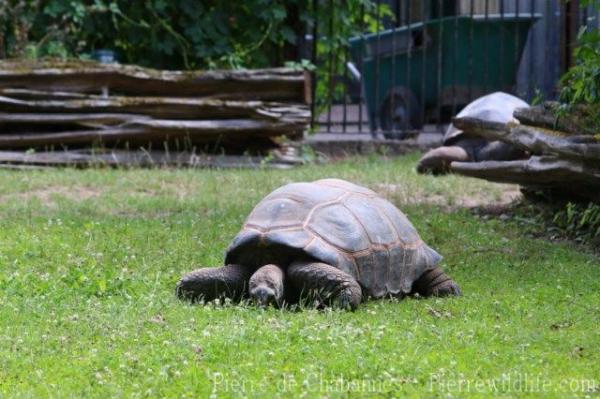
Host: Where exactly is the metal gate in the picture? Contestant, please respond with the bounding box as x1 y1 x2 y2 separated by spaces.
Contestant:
309 0 600 138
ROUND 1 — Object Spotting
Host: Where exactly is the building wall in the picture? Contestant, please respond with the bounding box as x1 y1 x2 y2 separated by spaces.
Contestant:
370 0 597 102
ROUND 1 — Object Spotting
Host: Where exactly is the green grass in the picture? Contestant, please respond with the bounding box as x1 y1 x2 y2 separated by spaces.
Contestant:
0 153 598 398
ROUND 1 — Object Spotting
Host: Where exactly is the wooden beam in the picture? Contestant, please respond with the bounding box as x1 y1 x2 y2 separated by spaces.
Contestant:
451 117 510 140
0 112 150 127
0 88 90 100
513 102 598 136
0 60 308 102
453 116 600 161
0 119 305 149
0 95 311 123
509 125 600 161
450 156 600 200
0 150 300 169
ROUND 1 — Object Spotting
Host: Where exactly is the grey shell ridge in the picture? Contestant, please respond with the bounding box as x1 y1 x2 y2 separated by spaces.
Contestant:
224 178 442 298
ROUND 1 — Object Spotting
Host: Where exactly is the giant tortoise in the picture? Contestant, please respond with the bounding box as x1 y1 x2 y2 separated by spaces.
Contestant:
417 92 529 174
176 178 460 310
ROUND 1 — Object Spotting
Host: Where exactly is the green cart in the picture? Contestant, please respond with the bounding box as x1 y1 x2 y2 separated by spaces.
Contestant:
349 14 540 137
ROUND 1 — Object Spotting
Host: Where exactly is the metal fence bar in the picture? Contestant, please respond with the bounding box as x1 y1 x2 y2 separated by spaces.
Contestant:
436 0 443 129
358 3 365 133
406 0 413 130
559 0 565 74
374 0 382 136
529 0 536 99
484 0 490 94
420 0 427 126
326 0 335 131
468 0 475 103
515 0 521 84
310 0 318 131
452 4 459 118
500 0 505 94
342 44 349 133
390 0 397 135
543 0 551 99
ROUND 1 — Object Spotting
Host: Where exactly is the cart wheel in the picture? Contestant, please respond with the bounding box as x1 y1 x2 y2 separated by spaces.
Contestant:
379 87 423 139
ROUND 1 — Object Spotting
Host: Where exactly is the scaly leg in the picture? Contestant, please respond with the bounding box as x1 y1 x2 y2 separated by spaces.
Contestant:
416 146 470 175
412 266 461 297
288 260 362 310
176 264 252 302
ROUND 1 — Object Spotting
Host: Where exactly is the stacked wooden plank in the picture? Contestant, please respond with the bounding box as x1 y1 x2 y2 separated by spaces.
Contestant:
450 102 600 201
0 60 310 167
0 149 304 170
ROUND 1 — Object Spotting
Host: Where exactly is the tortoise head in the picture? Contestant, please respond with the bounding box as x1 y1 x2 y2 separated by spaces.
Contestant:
249 264 285 307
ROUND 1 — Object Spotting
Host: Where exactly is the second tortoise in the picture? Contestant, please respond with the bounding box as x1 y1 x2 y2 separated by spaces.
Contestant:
417 92 529 174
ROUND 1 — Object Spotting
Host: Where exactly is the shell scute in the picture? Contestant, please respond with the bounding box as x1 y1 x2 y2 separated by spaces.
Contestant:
245 197 308 231
306 203 371 253
342 194 398 246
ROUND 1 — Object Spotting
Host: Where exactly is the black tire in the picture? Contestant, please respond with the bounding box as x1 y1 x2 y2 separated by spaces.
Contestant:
379 87 423 139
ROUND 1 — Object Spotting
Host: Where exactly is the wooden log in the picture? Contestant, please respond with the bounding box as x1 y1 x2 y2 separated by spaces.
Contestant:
452 117 600 161
451 117 511 139
0 118 304 149
452 116 573 140
0 95 311 123
0 60 309 102
450 156 600 200
126 118 301 133
0 150 298 169
513 102 598 136
0 163 50 170
0 112 151 127
0 127 147 148
509 125 600 161
0 88 90 100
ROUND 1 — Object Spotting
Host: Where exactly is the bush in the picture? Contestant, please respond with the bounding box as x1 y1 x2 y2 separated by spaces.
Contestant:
0 0 308 69
553 202 600 244
0 0 384 72
558 0 600 129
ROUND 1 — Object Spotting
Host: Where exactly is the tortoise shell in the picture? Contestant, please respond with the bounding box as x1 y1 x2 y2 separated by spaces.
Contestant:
444 91 528 146
225 178 442 298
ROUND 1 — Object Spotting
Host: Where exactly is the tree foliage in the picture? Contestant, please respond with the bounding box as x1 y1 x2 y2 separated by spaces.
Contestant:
560 0 600 106
559 26 600 107
557 0 600 132
0 0 305 69
0 0 308 69
0 0 383 72
553 202 600 244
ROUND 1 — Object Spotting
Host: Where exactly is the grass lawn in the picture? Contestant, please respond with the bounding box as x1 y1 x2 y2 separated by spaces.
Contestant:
0 153 598 398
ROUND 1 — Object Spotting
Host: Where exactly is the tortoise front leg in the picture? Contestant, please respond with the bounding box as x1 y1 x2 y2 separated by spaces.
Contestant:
288 260 362 310
249 264 285 307
416 146 470 174
176 264 252 302
411 266 462 297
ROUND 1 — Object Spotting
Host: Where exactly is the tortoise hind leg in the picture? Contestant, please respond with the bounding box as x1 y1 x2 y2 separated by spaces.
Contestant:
176 264 252 302
412 266 461 297
288 260 362 310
